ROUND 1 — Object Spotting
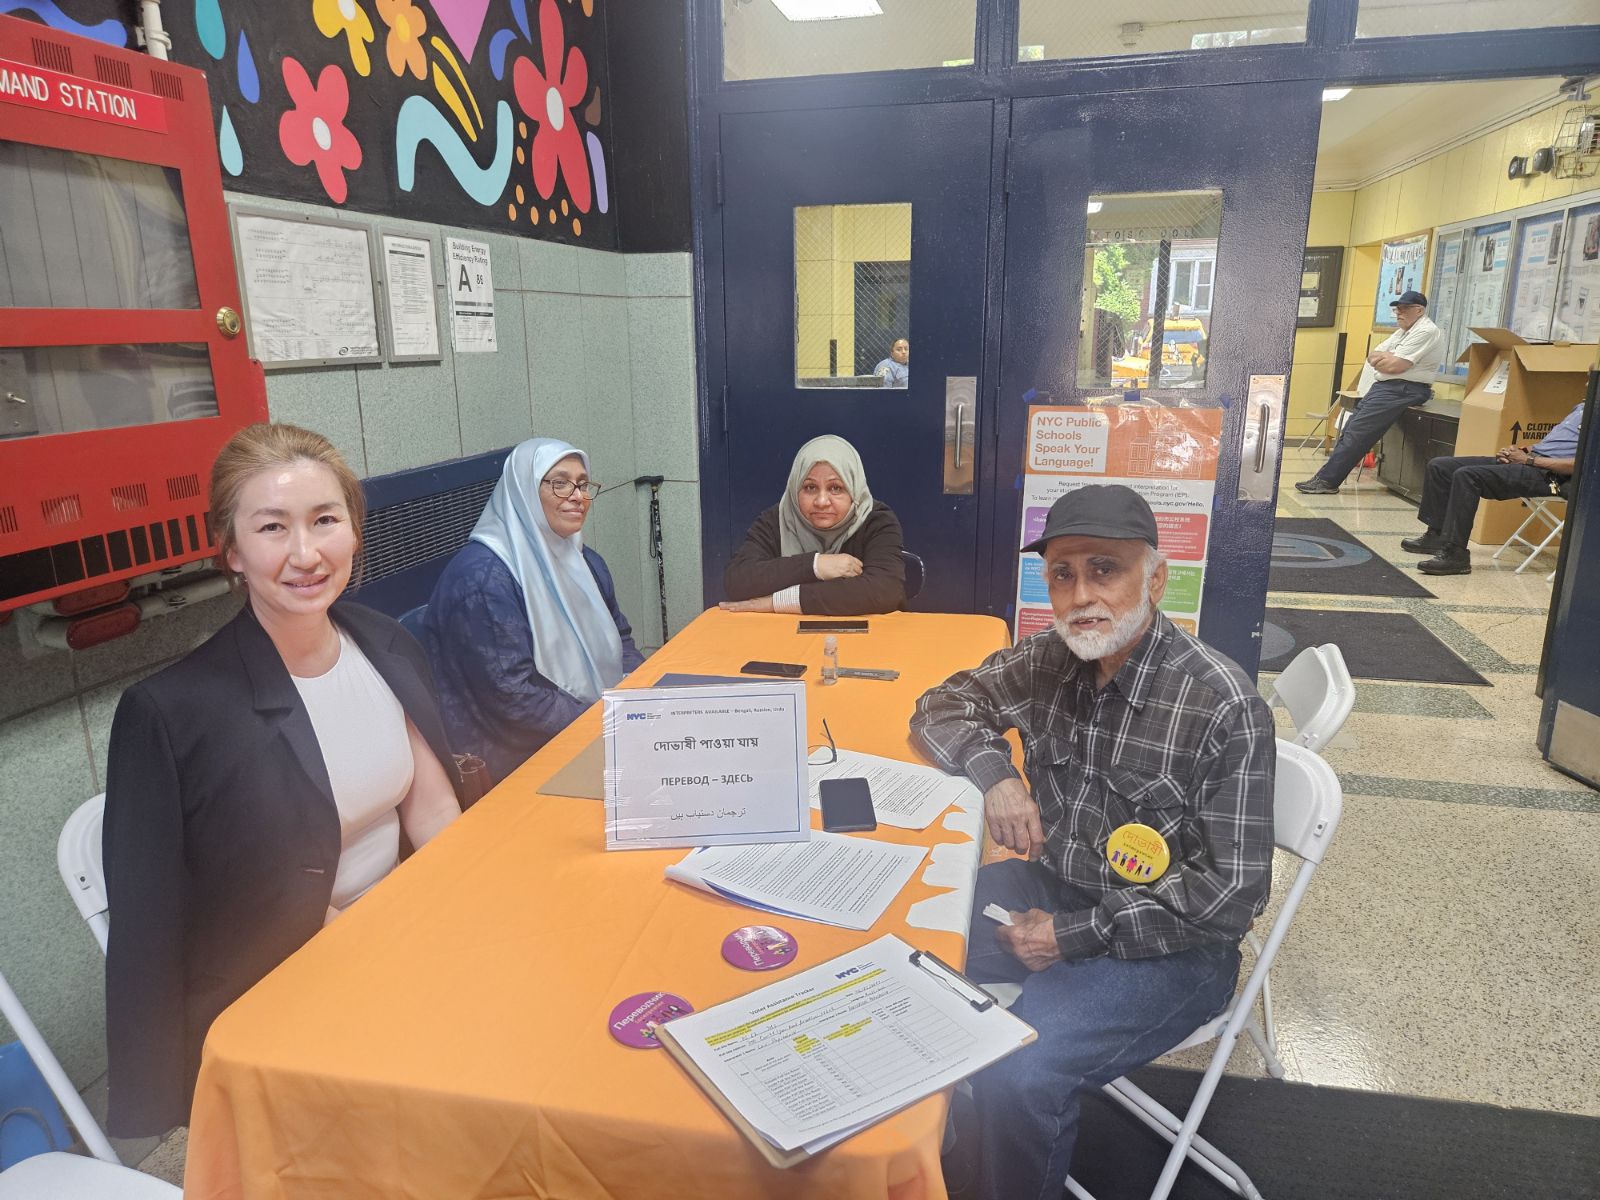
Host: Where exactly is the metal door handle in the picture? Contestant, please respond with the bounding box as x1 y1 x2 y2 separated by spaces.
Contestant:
1254 402 1270 472
943 376 976 495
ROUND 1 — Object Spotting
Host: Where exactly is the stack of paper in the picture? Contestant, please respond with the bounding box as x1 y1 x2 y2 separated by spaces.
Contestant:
665 831 927 930
807 749 981 830
659 934 1035 1160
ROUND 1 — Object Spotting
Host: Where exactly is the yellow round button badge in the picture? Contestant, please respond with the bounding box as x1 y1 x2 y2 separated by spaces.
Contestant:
1106 823 1170 882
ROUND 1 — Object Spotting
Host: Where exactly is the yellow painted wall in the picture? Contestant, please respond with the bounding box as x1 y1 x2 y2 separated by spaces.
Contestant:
1289 100 1600 435
795 204 911 377
1288 191 1356 436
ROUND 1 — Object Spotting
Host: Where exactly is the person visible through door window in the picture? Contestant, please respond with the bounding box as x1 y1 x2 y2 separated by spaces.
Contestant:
721 434 906 616
418 438 644 782
1294 289 1443 494
874 338 910 387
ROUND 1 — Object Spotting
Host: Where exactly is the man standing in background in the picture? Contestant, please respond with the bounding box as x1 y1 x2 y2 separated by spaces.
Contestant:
1296 289 1444 494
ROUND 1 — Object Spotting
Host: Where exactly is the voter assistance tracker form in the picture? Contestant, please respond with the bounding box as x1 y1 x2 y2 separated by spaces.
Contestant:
659 935 1035 1158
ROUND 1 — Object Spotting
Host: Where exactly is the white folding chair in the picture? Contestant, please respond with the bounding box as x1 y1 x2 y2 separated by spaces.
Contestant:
1269 644 1354 754
57 795 109 955
987 743 1342 1200
1491 496 1565 576
0 971 178 1195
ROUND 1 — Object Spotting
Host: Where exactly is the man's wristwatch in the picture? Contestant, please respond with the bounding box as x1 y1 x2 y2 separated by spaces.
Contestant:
1527 453 1541 469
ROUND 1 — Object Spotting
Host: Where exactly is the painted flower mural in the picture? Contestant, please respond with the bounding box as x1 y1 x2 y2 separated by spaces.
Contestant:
512 0 590 214
377 0 430 81
132 0 613 244
278 58 363 203
312 0 376 77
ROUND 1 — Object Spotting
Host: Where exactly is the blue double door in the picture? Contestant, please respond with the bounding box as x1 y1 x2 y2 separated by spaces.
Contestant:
709 83 1321 672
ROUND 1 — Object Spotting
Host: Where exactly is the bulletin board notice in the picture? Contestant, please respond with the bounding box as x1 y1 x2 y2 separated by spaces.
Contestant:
232 209 383 368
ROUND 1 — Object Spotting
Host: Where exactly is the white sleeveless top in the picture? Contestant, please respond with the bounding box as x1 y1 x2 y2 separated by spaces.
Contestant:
292 629 415 910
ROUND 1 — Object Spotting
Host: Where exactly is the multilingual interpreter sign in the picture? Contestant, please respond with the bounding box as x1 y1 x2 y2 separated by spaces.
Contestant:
602 683 810 851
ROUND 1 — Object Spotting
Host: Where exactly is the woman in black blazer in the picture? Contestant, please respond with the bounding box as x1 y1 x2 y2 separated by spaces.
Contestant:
102 424 463 1137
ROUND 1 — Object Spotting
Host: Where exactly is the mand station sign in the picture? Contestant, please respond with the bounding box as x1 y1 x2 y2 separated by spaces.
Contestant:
0 57 167 132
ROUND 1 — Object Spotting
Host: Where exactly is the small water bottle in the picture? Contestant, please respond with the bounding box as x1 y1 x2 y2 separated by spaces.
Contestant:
821 635 839 686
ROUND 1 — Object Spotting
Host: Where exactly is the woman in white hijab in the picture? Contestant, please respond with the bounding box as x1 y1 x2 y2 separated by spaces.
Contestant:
419 438 644 782
722 434 906 616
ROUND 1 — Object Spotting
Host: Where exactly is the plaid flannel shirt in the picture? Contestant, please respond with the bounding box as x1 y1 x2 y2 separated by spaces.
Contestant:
911 613 1276 961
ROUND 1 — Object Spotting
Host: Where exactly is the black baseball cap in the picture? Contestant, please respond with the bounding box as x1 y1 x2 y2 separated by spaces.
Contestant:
1022 484 1159 554
1391 290 1427 308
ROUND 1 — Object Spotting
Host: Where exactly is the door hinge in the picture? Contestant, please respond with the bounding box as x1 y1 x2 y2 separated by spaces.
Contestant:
721 383 729 437
714 152 724 206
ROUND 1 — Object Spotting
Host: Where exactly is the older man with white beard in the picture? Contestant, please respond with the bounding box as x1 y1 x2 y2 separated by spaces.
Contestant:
911 484 1275 1200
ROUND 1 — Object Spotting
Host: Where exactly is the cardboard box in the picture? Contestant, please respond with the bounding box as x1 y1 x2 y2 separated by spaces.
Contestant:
1453 328 1594 544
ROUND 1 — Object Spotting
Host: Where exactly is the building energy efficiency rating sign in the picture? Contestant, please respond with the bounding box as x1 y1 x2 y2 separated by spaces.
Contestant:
1015 404 1222 640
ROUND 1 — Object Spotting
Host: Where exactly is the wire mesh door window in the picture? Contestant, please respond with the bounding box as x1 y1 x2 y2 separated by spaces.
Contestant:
1356 0 1595 38
1017 0 1306 60
1080 192 1222 393
795 203 912 388
722 0 976 81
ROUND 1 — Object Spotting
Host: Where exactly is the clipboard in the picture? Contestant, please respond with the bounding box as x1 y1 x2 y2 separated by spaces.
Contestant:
656 941 1036 1169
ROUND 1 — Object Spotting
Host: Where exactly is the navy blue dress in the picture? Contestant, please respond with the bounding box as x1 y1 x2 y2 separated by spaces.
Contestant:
419 541 645 783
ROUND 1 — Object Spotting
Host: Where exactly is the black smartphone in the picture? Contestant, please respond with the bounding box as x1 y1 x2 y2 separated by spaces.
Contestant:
740 660 806 678
820 777 877 833
798 619 870 634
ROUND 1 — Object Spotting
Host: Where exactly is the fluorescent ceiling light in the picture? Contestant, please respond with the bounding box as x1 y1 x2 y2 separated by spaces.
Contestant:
1321 87 1352 102
1087 201 1103 214
770 0 883 20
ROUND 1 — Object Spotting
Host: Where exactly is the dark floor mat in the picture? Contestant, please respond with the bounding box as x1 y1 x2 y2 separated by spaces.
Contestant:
1262 606 1488 686
1070 1065 1600 1200
1271 518 1435 599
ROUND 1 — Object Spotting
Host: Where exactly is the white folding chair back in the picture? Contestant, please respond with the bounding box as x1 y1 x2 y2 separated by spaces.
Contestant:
1064 741 1343 1200
0 1150 180 1198
58 795 109 955
1270 643 1354 753
1491 496 1564 575
0 968 121 1168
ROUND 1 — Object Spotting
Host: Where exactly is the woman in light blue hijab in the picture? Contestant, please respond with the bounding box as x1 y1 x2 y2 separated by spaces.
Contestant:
418 438 644 782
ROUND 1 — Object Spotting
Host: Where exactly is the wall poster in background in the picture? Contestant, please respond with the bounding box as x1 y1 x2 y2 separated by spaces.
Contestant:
1507 212 1565 343
1429 231 1467 378
380 233 441 361
1297 246 1343 328
1453 221 1512 369
1553 201 1600 344
1373 232 1430 327
1014 404 1223 641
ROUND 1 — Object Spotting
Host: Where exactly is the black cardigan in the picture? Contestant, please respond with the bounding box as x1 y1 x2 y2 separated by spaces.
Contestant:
101 600 461 1136
723 501 907 616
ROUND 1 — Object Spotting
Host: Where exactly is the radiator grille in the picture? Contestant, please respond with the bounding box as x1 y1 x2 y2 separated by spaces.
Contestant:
166 474 202 501
93 54 133 89
361 480 496 584
42 494 83 526
31 38 72 74
111 483 150 512
150 70 185 101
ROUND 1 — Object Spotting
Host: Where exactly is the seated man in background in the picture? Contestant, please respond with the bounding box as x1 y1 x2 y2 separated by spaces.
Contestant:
911 485 1275 1200
1296 289 1443 494
1404 400 1584 575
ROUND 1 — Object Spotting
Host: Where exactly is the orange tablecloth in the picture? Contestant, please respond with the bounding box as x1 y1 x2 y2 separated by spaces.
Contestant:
183 609 1010 1200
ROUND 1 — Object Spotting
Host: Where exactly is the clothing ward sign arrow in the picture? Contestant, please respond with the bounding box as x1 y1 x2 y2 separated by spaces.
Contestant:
1509 421 1522 444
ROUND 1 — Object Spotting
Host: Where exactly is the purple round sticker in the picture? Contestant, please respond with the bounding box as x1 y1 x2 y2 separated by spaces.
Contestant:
721 925 799 971
608 991 694 1049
